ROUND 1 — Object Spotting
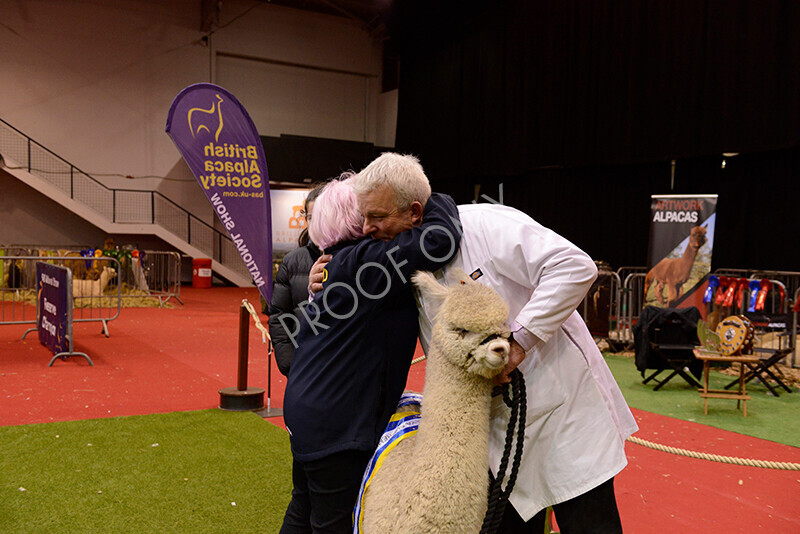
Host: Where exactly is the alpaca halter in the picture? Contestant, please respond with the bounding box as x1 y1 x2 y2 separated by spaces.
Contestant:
467 333 509 361
479 333 506 345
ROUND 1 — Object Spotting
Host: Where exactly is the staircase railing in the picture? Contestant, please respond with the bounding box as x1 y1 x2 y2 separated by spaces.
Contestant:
0 117 249 280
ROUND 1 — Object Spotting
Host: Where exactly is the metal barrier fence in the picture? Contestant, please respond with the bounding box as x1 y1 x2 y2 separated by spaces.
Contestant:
713 269 798 368
714 268 800 308
581 267 622 341
613 272 648 347
598 266 799 367
1 256 121 337
594 267 647 349
580 265 647 349
794 287 799 368
139 251 183 306
1 247 181 308
19 263 94 366
727 279 797 369
615 266 647 289
714 279 788 316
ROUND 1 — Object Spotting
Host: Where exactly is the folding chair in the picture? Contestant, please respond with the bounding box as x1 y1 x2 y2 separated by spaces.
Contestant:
634 306 703 390
724 312 794 396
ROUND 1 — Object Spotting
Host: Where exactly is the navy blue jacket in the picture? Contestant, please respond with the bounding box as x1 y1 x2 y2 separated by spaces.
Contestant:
283 193 461 461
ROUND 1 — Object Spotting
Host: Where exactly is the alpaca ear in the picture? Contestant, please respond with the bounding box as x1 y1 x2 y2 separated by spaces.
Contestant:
412 271 449 306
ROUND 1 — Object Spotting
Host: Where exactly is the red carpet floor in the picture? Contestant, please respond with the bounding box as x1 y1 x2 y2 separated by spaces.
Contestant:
1 286 798 532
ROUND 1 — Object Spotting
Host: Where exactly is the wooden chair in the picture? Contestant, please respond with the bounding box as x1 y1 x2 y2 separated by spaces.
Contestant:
724 313 795 396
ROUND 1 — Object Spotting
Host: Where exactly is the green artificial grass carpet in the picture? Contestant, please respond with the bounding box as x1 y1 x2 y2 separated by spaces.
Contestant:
604 353 800 447
0 410 292 533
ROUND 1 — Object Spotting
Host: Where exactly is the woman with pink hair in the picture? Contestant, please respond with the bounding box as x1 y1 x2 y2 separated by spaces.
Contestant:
279 174 462 533
307 173 364 250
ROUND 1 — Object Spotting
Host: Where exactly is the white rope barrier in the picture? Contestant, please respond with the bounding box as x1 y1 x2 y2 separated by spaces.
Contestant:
627 435 800 470
242 299 271 347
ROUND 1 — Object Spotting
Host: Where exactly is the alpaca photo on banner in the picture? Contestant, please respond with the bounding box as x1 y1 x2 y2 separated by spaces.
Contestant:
644 194 717 308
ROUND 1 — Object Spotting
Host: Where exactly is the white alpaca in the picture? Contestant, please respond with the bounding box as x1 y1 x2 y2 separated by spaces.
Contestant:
73 266 115 298
359 269 511 534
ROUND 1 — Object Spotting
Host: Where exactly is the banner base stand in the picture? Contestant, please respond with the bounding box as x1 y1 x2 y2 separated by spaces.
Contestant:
254 406 284 419
218 386 265 411
48 351 94 367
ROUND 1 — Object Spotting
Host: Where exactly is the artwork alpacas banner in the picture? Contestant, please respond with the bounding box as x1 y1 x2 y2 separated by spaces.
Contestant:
644 194 717 309
166 83 273 302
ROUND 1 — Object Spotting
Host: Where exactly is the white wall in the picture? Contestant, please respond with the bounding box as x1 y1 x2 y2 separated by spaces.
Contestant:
377 89 399 148
216 54 375 142
0 169 108 248
0 0 393 245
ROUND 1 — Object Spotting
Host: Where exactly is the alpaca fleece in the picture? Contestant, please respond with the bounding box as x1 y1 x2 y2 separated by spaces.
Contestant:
360 270 510 533
73 266 115 298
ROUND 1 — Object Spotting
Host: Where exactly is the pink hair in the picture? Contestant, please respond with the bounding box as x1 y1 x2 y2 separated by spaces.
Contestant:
308 173 365 250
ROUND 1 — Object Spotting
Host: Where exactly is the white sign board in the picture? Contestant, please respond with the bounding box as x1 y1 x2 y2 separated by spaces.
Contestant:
270 189 311 253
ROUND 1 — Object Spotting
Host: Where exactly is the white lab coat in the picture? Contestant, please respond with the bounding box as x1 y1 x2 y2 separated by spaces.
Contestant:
417 203 638 521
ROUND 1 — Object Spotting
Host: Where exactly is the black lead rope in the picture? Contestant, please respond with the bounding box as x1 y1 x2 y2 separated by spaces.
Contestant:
480 368 527 534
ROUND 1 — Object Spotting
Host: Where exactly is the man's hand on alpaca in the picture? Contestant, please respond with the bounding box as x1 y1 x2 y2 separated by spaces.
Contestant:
493 339 527 386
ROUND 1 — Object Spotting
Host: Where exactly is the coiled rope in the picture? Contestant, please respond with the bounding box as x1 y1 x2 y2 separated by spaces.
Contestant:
627 435 800 470
481 368 527 534
410 348 526 533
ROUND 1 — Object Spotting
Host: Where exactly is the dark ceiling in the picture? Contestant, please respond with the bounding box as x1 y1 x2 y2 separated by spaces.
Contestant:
201 0 393 39
260 0 390 34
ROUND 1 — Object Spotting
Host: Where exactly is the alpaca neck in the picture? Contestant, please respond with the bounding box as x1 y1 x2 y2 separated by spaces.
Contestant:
678 242 699 269
99 271 112 290
412 349 494 481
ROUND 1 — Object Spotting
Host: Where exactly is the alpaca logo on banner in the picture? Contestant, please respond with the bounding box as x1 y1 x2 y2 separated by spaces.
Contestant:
166 83 273 302
644 194 718 309
188 93 224 142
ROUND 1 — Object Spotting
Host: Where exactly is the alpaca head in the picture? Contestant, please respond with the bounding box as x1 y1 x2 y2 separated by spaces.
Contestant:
690 226 707 248
100 266 116 284
413 269 510 379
